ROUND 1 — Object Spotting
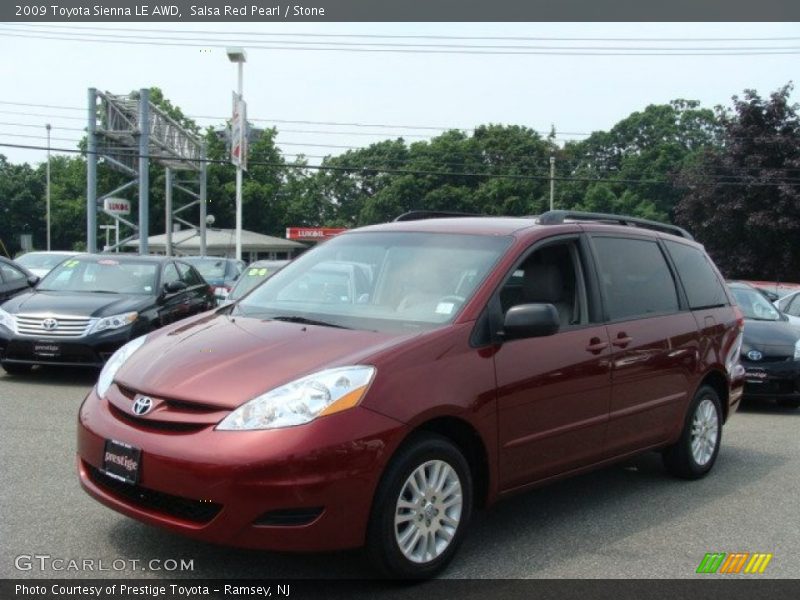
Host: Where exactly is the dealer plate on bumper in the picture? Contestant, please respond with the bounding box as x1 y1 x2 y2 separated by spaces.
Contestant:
33 342 61 357
102 439 141 485
745 368 768 383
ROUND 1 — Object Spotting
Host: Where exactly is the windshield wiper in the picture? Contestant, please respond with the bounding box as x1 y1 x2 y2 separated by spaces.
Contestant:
270 315 350 329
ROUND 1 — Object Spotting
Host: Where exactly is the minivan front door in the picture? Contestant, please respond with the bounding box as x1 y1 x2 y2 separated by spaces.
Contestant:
493 239 612 491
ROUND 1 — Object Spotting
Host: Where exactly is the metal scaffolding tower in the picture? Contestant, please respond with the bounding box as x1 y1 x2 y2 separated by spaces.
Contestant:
86 88 207 255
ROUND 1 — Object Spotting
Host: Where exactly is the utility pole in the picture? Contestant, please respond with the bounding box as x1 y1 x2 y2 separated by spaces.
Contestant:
549 156 556 211
227 47 247 261
46 123 51 250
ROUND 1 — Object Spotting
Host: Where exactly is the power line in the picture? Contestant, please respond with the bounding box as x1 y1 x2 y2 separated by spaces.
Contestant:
3 141 800 187
2 29 799 56
5 25 800 52
0 100 84 112
0 121 85 132
0 109 86 121
7 23 800 43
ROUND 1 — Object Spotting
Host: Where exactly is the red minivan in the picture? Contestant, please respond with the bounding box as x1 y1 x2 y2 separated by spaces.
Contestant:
77 211 744 578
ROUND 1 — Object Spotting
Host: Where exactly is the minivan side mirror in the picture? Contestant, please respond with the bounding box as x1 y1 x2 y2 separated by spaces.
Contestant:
500 303 560 341
27 275 40 287
163 280 187 294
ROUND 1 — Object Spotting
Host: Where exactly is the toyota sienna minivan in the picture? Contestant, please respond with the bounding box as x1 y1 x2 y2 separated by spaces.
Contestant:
77 210 744 578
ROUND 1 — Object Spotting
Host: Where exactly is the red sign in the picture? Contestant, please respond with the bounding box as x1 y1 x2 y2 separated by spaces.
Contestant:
286 227 347 241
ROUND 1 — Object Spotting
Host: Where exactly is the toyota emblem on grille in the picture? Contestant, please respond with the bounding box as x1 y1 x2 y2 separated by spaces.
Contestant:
42 318 59 331
132 395 154 416
747 350 763 361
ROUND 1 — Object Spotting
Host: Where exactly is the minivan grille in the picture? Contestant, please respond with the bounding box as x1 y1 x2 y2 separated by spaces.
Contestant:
15 314 93 338
87 464 222 524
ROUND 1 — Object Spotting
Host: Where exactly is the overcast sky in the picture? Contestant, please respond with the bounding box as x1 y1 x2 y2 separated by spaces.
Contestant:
0 21 797 167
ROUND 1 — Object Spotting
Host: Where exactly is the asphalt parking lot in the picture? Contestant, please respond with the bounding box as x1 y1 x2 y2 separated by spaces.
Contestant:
1 368 799 580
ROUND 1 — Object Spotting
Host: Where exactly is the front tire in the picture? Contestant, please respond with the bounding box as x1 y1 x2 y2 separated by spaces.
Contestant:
366 433 472 579
663 385 722 479
1 362 33 376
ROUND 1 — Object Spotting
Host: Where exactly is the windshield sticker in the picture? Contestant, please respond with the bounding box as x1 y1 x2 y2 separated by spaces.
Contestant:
258 268 268 276
97 259 119 266
64 260 80 268
435 302 455 315
248 268 259 276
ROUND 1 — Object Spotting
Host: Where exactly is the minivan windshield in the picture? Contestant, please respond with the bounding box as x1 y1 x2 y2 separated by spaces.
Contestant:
236 232 512 332
730 286 782 321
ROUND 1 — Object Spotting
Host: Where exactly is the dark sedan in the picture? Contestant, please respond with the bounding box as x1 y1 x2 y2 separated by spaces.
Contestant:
0 254 215 374
0 257 38 304
729 281 800 408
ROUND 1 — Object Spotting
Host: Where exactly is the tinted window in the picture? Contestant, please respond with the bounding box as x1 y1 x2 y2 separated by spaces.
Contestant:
0 263 26 283
177 262 203 286
593 237 679 321
664 241 728 310
162 263 181 287
785 294 800 317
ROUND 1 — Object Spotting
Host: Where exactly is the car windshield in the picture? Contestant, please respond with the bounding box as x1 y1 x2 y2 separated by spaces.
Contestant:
16 253 73 270
185 258 227 279
229 265 285 301
236 232 512 332
731 286 782 321
38 258 159 295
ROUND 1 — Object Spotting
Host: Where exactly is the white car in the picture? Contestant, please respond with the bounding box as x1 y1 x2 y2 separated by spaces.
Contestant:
15 251 79 278
774 290 800 325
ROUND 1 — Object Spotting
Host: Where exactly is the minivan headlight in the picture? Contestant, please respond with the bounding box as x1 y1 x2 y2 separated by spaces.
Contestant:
794 339 800 360
96 336 147 398
217 366 376 431
90 311 138 334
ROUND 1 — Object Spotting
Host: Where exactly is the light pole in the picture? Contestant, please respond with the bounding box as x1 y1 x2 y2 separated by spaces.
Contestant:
46 123 51 250
227 47 247 261
549 156 555 211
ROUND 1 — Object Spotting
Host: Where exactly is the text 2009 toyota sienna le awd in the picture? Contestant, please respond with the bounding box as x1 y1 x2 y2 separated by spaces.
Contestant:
77 211 744 578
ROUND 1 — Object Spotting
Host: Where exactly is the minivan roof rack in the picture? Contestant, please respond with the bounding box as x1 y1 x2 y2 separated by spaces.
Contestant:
394 210 483 222
538 210 694 240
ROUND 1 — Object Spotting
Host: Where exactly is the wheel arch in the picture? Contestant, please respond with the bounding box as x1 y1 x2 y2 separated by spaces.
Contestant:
404 416 491 510
699 369 730 423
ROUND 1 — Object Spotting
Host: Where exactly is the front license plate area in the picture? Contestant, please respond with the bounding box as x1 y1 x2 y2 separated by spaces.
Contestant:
745 369 768 383
33 341 61 357
102 439 141 485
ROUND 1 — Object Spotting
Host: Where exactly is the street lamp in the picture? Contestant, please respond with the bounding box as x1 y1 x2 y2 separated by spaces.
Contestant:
46 123 51 250
226 47 246 262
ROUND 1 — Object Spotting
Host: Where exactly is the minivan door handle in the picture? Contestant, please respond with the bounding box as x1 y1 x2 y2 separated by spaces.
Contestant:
612 332 633 348
586 337 609 354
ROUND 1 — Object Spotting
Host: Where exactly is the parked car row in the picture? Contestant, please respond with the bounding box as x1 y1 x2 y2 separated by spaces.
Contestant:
0 252 287 375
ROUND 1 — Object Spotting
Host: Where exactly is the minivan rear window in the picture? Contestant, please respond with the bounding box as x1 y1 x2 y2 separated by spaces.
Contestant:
664 240 729 310
592 236 679 321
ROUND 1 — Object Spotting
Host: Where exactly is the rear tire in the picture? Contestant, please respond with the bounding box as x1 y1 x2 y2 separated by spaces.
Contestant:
777 398 800 409
1 362 33 376
663 385 722 479
366 432 472 579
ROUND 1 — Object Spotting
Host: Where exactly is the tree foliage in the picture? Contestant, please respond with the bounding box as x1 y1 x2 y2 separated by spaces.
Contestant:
2 82 798 285
674 84 800 279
